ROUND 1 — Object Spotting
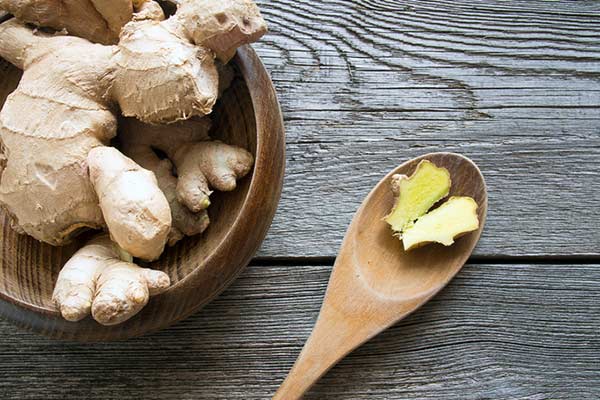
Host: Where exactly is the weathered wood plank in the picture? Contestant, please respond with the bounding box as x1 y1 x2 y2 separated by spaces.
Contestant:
246 0 600 257
0 262 597 399
0 2 598 399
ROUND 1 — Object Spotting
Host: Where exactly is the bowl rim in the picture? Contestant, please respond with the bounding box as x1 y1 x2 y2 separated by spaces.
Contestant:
0 45 286 341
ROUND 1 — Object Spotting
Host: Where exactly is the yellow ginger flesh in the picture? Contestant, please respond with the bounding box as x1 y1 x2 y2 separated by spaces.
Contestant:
402 196 479 251
384 160 451 234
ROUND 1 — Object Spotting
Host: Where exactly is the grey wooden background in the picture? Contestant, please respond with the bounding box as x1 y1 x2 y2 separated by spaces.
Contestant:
1 0 599 399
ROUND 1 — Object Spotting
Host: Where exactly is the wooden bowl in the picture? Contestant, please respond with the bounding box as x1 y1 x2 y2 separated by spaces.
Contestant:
0 46 285 341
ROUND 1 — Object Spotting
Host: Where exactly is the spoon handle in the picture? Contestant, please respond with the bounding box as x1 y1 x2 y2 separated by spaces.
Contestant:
272 299 366 399
273 256 409 399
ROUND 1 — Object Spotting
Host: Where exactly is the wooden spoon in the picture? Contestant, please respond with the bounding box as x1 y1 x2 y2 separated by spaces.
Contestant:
273 152 487 399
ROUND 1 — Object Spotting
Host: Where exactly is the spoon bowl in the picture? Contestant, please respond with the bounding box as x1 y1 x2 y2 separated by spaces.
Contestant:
354 152 487 300
274 152 487 399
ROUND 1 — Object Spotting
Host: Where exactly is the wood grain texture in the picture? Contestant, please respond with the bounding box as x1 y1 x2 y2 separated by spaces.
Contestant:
252 0 600 258
0 46 285 341
0 1 598 398
0 262 597 399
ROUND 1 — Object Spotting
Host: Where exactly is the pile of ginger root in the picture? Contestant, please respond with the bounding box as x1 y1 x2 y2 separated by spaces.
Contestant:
0 0 267 325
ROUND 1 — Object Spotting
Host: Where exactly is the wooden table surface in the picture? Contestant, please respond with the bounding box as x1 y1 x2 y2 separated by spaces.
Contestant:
1 1 599 398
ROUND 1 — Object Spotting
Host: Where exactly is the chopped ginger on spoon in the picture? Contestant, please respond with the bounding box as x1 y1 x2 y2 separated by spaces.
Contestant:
384 160 451 233
384 159 479 251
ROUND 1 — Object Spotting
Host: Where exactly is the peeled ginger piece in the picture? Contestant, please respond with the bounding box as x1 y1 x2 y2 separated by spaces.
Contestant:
402 196 479 251
384 160 451 234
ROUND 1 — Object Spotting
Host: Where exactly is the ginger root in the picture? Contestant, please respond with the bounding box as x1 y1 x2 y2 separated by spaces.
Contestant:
0 0 266 121
118 64 251 246
0 0 138 44
0 0 265 255
0 0 267 60
119 116 254 246
173 0 267 63
88 147 171 260
385 160 479 251
0 0 265 325
402 196 479 251
0 18 173 259
53 234 170 325
384 160 451 235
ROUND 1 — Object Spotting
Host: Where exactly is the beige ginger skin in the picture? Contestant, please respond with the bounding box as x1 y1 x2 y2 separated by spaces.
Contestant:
0 18 172 259
0 0 266 255
118 62 250 247
0 0 137 44
0 0 266 324
119 114 254 247
120 118 213 246
0 0 266 56
52 234 170 325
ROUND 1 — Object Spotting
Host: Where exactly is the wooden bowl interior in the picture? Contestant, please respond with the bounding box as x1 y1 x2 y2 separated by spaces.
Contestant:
0 58 257 314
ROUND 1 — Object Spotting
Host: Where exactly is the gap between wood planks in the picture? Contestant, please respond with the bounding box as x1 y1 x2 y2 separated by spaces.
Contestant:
250 255 600 267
